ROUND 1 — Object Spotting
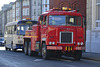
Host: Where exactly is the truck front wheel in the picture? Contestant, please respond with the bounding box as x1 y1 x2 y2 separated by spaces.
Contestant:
42 43 49 60
73 50 82 61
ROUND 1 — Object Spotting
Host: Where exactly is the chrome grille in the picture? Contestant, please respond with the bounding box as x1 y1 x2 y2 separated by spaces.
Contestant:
60 32 73 43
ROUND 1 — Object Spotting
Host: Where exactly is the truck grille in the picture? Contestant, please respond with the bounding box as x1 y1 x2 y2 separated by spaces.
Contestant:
60 32 73 43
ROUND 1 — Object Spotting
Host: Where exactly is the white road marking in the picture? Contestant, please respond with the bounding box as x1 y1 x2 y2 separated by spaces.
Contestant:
0 56 19 67
0 47 5 50
67 65 76 67
34 59 43 62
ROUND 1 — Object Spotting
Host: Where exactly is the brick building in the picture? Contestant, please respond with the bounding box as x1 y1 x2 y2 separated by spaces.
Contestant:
49 0 86 17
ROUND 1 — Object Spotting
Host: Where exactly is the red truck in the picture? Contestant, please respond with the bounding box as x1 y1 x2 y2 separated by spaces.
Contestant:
24 7 85 60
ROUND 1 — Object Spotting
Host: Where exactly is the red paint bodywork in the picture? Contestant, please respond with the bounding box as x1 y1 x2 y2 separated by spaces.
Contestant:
24 9 85 52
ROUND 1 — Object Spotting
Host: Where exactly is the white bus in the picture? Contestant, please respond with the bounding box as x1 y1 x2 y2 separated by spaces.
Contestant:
4 20 37 51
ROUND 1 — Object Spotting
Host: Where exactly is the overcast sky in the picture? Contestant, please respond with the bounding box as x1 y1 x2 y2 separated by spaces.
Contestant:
0 0 16 10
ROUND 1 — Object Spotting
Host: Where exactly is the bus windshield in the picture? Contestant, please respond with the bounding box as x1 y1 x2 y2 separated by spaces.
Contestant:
49 15 81 26
17 25 31 35
0 38 4 41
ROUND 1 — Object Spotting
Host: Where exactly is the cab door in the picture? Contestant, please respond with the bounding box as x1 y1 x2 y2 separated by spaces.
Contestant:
40 15 48 42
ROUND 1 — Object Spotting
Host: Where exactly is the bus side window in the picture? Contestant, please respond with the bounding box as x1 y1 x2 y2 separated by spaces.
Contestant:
12 26 14 34
7 27 10 34
5 27 8 34
14 25 16 34
11 26 13 34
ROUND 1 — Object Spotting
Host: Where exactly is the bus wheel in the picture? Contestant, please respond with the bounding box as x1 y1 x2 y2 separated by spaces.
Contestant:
24 41 28 55
5 47 8 50
73 50 82 61
11 43 16 51
28 41 32 56
42 43 49 60
9 48 11 51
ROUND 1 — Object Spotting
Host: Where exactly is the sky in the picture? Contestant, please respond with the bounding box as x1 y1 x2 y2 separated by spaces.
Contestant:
0 0 16 10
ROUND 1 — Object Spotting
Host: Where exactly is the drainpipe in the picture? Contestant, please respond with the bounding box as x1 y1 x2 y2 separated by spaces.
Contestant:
41 0 42 14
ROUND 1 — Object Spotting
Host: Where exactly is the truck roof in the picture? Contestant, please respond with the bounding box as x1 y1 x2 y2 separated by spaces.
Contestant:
42 9 82 16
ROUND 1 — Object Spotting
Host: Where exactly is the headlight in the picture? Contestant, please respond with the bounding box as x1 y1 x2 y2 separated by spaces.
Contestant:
2 41 4 43
49 42 55 45
81 42 83 45
49 42 52 45
52 42 55 45
77 42 80 45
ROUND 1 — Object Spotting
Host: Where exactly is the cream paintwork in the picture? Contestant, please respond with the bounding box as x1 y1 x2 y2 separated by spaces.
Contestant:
5 33 24 49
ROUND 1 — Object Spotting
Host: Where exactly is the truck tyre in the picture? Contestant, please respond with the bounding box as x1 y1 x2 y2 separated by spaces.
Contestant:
33 52 38 57
5 42 8 50
73 50 82 61
24 41 28 55
28 41 32 56
56 53 62 58
42 43 49 60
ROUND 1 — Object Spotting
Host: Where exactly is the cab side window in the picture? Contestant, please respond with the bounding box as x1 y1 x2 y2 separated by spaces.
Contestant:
39 15 47 25
42 16 47 25
40 15 43 25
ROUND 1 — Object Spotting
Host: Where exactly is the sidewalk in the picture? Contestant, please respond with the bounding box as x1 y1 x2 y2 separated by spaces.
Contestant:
82 52 100 61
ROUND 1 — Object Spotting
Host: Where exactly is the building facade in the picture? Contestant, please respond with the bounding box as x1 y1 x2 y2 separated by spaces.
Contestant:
86 0 100 53
42 0 49 13
0 11 2 37
49 0 86 17
0 2 14 37
1 11 7 37
31 0 42 21
7 8 13 23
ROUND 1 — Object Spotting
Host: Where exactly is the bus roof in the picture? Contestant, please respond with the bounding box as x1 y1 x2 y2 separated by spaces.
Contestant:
5 20 37 27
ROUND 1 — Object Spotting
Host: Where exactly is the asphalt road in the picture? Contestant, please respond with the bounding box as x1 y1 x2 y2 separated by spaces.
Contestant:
0 46 100 67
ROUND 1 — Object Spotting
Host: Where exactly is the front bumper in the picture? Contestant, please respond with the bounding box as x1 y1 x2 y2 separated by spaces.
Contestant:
16 44 23 49
47 46 85 51
0 42 4 45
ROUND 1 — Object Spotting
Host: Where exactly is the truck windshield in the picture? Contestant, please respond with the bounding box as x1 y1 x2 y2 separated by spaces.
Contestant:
17 25 32 35
49 15 81 26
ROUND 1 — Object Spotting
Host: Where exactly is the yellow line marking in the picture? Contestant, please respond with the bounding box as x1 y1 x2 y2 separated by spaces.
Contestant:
25 36 38 38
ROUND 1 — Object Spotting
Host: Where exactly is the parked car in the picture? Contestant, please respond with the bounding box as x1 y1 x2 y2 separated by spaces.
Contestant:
0 37 4 46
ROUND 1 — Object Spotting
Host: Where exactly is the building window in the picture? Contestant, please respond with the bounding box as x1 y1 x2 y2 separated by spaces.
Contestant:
16 2 19 7
27 8 29 15
23 0 29 6
23 9 25 16
16 8 19 16
46 0 47 4
96 0 100 28
34 0 36 6
23 8 29 16
38 0 41 6
38 9 41 16
13 5 15 9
